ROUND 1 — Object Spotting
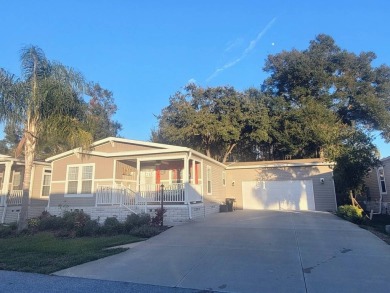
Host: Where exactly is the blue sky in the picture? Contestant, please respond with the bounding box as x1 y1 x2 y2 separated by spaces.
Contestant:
1 0 389 158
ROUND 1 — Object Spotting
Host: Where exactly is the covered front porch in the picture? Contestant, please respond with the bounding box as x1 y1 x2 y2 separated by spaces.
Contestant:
95 157 203 208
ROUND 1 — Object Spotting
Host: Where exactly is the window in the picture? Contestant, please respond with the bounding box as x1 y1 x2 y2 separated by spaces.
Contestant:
222 171 226 186
207 166 212 194
41 169 51 197
67 165 94 195
378 167 387 194
12 172 21 190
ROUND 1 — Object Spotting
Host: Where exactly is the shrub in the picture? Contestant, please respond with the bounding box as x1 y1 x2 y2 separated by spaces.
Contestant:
62 211 91 230
151 208 166 226
0 223 17 238
76 219 100 237
124 213 151 232
130 224 163 238
337 205 363 223
27 218 40 233
38 216 64 231
101 217 124 235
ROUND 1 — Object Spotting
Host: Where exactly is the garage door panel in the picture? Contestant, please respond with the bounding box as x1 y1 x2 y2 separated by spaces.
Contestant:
242 180 315 211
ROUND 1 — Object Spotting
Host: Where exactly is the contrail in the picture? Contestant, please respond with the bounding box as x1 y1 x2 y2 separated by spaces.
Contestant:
206 17 277 82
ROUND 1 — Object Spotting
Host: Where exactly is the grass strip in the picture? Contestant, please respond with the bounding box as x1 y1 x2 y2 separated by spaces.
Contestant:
0 232 143 274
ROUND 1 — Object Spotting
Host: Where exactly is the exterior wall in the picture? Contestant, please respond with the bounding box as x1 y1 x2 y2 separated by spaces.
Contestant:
199 155 227 206
50 154 115 208
3 206 20 224
364 157 390 213
46 202 213 226
30 164 50 200
226 164 337 212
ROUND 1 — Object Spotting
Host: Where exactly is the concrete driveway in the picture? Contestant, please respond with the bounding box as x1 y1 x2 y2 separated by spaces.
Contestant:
55 211 390 293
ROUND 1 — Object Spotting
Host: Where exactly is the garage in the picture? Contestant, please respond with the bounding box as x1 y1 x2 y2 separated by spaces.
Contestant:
242 180 316 211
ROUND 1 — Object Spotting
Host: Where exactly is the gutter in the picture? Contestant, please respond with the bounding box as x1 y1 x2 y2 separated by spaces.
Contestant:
372 167 383 215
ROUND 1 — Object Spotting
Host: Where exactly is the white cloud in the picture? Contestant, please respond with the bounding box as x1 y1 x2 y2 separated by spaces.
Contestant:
206 17 277 82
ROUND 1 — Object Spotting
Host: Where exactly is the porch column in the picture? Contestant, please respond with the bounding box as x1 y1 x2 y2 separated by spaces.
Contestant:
184 156 189 204
1 161 13 206
136 159 140 192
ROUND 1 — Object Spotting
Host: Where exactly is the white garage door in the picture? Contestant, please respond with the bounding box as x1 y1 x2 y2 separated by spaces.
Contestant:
242 180 315 211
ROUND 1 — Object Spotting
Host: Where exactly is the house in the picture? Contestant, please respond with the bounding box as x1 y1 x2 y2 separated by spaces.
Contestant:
0 155 51 224
45 137 225 224
44 137 337 225
363 156 389 214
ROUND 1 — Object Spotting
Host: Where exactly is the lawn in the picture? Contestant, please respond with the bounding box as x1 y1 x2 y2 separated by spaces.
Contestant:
0 232 143 274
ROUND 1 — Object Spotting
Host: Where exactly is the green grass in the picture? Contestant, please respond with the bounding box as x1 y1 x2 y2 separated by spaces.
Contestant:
0 232 143 274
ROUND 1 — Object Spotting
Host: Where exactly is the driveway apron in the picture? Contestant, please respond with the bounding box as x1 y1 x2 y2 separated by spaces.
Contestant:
54 211 390 293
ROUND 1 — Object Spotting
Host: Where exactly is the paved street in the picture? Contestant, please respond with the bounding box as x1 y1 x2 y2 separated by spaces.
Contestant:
53 210 390 293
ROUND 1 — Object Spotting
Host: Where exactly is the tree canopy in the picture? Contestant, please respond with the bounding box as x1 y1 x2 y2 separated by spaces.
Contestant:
0 45 121 230
152 84 269 163
153 34 389 201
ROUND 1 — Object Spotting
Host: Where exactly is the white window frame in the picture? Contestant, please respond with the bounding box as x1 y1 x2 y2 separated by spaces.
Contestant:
207 165 212 195
378 167 387 194
222 171 226 186
65 164 95 197
12 171 21 191
40 168 52 198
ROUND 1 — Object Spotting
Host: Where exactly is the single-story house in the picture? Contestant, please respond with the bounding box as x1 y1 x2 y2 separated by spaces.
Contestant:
44 137 337 225
0 155 51 223
363 156 389 214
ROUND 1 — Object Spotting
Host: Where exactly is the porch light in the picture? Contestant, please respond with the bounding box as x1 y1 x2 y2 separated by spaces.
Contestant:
155 160 161 166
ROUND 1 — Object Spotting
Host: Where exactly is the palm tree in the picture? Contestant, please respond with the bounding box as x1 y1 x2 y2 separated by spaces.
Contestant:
0 46 93 231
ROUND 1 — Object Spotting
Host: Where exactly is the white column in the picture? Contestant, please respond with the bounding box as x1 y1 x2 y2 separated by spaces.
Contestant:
184 156 189 204
1 162 13 206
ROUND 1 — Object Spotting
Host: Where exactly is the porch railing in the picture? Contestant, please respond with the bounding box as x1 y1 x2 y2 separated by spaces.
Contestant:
7 190 23 206
96 183 202 207
96 185 136 206
139 183 185 203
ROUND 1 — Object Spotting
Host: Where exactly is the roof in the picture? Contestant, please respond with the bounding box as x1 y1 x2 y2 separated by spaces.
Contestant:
44 137 227 168
381 156 390 163
226 158 334 169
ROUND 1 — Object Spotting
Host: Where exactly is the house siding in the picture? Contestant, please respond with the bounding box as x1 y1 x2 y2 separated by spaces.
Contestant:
226 164 336 212
198 155 226 205
364 157 390 213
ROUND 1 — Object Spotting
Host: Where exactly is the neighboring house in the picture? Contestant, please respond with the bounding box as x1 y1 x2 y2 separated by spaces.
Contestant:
226 159 337 212
45 137 338 225
0 154 51 224
363 156 389 214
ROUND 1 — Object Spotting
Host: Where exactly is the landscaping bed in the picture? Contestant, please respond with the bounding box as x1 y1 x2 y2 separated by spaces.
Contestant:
359 214 390 245
0 209 168 274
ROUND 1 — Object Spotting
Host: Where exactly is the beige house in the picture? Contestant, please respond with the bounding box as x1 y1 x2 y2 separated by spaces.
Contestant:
45 137 225 224
44 137 337 224
364 156 389 214
0 155 51 223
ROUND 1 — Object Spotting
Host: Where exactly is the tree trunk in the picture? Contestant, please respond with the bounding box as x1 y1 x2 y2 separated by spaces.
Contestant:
17 127 37 232
206 148 211 158
222 143 237 164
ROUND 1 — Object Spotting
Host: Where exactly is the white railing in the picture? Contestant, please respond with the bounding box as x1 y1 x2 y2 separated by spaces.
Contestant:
96 183 202 207
96 185 136 206
139 183 185 203
7 190 23 206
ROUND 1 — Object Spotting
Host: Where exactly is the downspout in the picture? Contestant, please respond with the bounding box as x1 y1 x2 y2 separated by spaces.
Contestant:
372 167 383 215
